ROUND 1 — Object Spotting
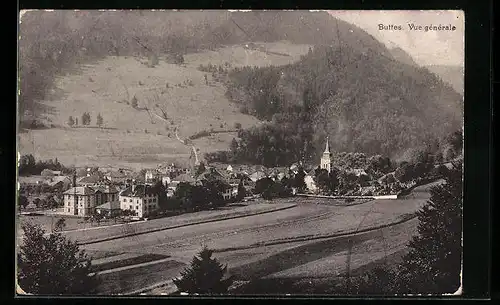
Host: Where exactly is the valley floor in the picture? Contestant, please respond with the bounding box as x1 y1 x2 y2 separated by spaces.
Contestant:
54 182 434 295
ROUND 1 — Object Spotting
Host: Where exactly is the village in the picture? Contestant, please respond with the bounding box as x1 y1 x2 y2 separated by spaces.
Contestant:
17 137 450 233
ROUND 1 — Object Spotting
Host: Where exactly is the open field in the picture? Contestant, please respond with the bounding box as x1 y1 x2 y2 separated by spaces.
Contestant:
68 182 436 295
55 201 297 244
18 41 310 169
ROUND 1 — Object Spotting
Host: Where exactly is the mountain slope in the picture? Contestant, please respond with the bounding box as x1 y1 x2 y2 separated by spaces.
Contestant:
17 42 310 169
389 47 418 67
19 10 394 122
223 44 463 164
425 65 464 95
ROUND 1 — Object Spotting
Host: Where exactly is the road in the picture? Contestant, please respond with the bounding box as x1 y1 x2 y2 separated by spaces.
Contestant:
81 181 439 295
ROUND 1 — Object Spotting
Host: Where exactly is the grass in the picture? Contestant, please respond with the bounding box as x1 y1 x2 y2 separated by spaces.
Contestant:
18 41 310 169
62 201 296 244
91 253 170 273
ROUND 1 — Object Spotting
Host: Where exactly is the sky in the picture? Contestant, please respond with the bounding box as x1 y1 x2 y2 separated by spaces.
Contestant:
328 10 464 67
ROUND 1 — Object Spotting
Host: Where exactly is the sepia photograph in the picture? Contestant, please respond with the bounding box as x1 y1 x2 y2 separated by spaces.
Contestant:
16 10 464 296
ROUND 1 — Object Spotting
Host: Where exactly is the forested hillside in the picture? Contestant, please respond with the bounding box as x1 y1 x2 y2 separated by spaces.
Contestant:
19 10 389 125
425 65 464 95
221 44 463 164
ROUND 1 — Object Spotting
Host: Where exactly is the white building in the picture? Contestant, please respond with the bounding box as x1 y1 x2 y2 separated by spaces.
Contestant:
119 184 159 218
63 186 97 217
320 136 333 173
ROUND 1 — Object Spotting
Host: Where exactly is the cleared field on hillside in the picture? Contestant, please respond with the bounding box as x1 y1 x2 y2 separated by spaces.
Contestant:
18 41 310 169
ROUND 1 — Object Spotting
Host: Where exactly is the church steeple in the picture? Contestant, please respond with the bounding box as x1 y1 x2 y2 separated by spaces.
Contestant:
320 136 332 173
324 136 330 154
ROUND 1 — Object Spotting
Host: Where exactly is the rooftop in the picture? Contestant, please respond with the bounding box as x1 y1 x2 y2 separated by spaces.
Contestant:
91 185 120 194
63 186 96 196
120 184 157 197
172 173 196 183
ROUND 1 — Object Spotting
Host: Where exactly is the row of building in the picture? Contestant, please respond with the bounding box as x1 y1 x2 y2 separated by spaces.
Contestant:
62 183 159 218
58 139 371 218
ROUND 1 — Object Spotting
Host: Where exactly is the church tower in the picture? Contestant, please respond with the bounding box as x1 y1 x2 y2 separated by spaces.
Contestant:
320 136 332 173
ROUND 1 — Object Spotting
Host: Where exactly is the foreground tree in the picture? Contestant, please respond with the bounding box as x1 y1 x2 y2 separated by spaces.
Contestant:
397 160 463 294
173 247 234 294
17 222 99 295
346 160 463 295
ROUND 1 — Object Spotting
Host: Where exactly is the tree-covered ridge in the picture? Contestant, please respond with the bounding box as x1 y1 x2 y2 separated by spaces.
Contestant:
225 44 463 160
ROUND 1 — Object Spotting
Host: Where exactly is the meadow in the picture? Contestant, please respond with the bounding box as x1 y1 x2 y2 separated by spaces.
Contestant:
18 41 311 170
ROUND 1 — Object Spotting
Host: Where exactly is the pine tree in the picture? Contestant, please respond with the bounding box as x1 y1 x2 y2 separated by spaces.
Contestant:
196 162 206 176
173 247 234 294
397 160 463 294
17 222 99 295
67 116 74 127
293 167 307 192
96 113 103 127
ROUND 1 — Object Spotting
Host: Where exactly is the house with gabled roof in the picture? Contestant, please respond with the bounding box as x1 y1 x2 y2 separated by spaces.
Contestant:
249 171 267 182
196 167 228 183
63 186 97 216
92 185 120 206
119 184 159 218
77 174 104 187
47 176 72 191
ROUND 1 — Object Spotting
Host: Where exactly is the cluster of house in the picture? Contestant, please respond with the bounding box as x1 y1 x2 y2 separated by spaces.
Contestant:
59 162 247 219
39 138 379 218
58 160 309 219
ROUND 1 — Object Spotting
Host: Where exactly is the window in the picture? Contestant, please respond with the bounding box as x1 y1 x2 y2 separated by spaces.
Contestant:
68 208 70 213
135 205 139 210
129 205 132 210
